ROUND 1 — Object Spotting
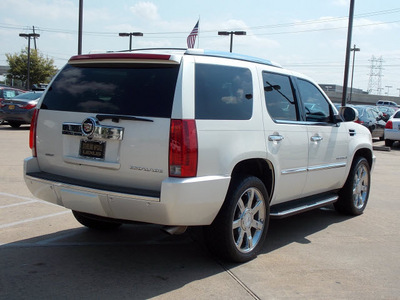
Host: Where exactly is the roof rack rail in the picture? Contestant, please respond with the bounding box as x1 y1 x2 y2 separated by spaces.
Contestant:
109 48 187 53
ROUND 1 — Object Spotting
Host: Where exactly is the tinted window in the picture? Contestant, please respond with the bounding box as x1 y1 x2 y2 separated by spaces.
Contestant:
195 64 253 120
263 72 298 121
3 89 18 99
297 79 331 122
41 64 180 118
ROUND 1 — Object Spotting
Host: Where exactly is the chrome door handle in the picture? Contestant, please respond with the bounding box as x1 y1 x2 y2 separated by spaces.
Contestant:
310 135 323 142
268 134 284 142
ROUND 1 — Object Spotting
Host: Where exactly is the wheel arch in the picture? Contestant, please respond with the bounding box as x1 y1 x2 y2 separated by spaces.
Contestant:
353 147 374 169
230 158 274 203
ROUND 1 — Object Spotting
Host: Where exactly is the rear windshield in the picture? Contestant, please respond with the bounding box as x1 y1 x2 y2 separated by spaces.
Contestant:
41 63 180 118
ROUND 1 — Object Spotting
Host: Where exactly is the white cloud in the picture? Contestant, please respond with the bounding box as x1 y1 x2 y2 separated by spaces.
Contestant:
130 2 160 21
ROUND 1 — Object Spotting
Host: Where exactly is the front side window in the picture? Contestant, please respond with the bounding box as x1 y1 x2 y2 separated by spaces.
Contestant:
263 72 298 121
195 64 253 120
297 79 332 123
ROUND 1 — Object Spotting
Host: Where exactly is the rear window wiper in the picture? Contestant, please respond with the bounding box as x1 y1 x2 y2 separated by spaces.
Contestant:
96 114 153 123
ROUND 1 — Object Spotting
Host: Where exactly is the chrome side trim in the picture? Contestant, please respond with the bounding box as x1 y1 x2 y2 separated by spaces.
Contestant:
281 162 346 175
62 122 124 140
281 167 308 175
307 162 346 172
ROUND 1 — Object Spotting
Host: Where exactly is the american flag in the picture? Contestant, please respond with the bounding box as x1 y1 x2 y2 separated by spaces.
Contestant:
187 20 199 48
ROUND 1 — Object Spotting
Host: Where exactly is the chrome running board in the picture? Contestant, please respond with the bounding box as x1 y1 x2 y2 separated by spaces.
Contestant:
270 193 338 219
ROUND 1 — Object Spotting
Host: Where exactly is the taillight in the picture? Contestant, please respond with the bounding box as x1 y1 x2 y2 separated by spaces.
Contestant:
29 109 39 157
22 102 37 110
169 119 198 177
385 120 393 129
355 119 364 124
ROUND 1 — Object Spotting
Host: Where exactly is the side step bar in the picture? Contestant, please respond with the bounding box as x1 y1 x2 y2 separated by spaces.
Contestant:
270 193 338 219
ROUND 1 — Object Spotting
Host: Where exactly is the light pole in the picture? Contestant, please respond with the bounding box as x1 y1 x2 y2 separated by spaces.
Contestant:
119 32 143 51
385 85 392 95
349 44 360 103
218 31 246 53
19 33 40 90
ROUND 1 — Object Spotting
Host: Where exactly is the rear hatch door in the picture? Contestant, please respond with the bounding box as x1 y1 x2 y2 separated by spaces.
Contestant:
35 53 181 194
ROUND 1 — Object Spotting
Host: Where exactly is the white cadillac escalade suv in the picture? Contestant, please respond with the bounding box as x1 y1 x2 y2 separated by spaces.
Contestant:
24 49 374 262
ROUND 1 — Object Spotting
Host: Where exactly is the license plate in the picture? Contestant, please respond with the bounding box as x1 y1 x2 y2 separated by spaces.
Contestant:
79 140 105 159
8 105 15 110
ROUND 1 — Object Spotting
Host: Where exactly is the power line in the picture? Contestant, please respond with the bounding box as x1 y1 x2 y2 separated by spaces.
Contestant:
1 7 399 37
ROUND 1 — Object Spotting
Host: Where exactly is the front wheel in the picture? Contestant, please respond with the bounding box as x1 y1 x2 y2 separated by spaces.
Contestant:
335 157 370 215
204 176 270 263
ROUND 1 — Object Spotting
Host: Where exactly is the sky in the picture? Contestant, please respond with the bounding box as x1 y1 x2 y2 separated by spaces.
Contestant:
0 0 399 96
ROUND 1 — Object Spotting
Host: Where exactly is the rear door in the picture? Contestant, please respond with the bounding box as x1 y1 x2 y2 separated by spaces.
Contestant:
36 55 181 193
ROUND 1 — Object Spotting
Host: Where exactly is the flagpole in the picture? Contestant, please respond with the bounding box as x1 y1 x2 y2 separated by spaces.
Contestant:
197 16 200 48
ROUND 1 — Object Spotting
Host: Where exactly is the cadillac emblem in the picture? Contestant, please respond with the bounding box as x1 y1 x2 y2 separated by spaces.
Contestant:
81 117 97 137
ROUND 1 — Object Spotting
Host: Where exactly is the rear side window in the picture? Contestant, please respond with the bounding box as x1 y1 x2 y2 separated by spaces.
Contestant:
263 72 298 121
195 64 253 120
41 63 180 118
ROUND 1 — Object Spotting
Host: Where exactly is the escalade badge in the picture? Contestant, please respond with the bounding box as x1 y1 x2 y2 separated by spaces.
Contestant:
81 117 97 137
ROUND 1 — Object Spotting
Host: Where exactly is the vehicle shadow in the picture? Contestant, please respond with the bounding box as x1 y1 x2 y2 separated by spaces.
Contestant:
0 125 30 131
0 206 351 299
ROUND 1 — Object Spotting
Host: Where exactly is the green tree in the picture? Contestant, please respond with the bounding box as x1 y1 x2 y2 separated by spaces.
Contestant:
6 48 57 89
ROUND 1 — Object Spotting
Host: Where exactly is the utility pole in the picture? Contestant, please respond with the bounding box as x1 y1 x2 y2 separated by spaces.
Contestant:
32 26 38 50
341 0 355 106
349 44 360 103
78 0 83 54
19 32 40 90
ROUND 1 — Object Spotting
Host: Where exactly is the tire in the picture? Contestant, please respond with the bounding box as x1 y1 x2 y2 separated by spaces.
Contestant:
204 176 270 263
72 211 122 230
385 139 394 147
8 121 21 128
334 157 370 215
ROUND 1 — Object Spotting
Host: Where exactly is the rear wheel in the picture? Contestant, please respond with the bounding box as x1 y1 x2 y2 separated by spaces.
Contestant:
204 176 270 263
335 157 370 215
385 139 394 147
72 211 122 230
8 121 22 128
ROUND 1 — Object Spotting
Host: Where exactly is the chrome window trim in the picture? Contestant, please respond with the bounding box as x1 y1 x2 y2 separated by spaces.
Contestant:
62 122 124 140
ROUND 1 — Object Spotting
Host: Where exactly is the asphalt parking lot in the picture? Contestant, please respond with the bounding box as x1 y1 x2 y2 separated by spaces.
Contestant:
1 125 399 299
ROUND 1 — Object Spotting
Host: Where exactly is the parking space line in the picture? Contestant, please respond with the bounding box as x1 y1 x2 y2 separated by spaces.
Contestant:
0 211 70 229
0 200 38 209
0 191 60 207
0 192 37 202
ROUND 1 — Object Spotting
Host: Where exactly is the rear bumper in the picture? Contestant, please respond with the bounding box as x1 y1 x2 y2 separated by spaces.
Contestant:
24 157 230 226
384 129 400 141
0 109 33 123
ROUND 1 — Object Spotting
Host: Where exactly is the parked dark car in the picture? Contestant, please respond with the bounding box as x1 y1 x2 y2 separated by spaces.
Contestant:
354 105 386 139
0 87 26 125
0 91 43 128
376 106 396 122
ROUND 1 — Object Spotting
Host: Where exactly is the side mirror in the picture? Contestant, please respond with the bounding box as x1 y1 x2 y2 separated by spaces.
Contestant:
338 106 358 122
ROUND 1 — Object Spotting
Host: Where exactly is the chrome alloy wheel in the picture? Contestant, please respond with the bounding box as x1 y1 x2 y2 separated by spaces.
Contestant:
352 163 369 209
232 187 266 253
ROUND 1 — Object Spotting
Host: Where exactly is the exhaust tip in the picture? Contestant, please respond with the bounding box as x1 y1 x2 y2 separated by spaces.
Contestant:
161 226 188 235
